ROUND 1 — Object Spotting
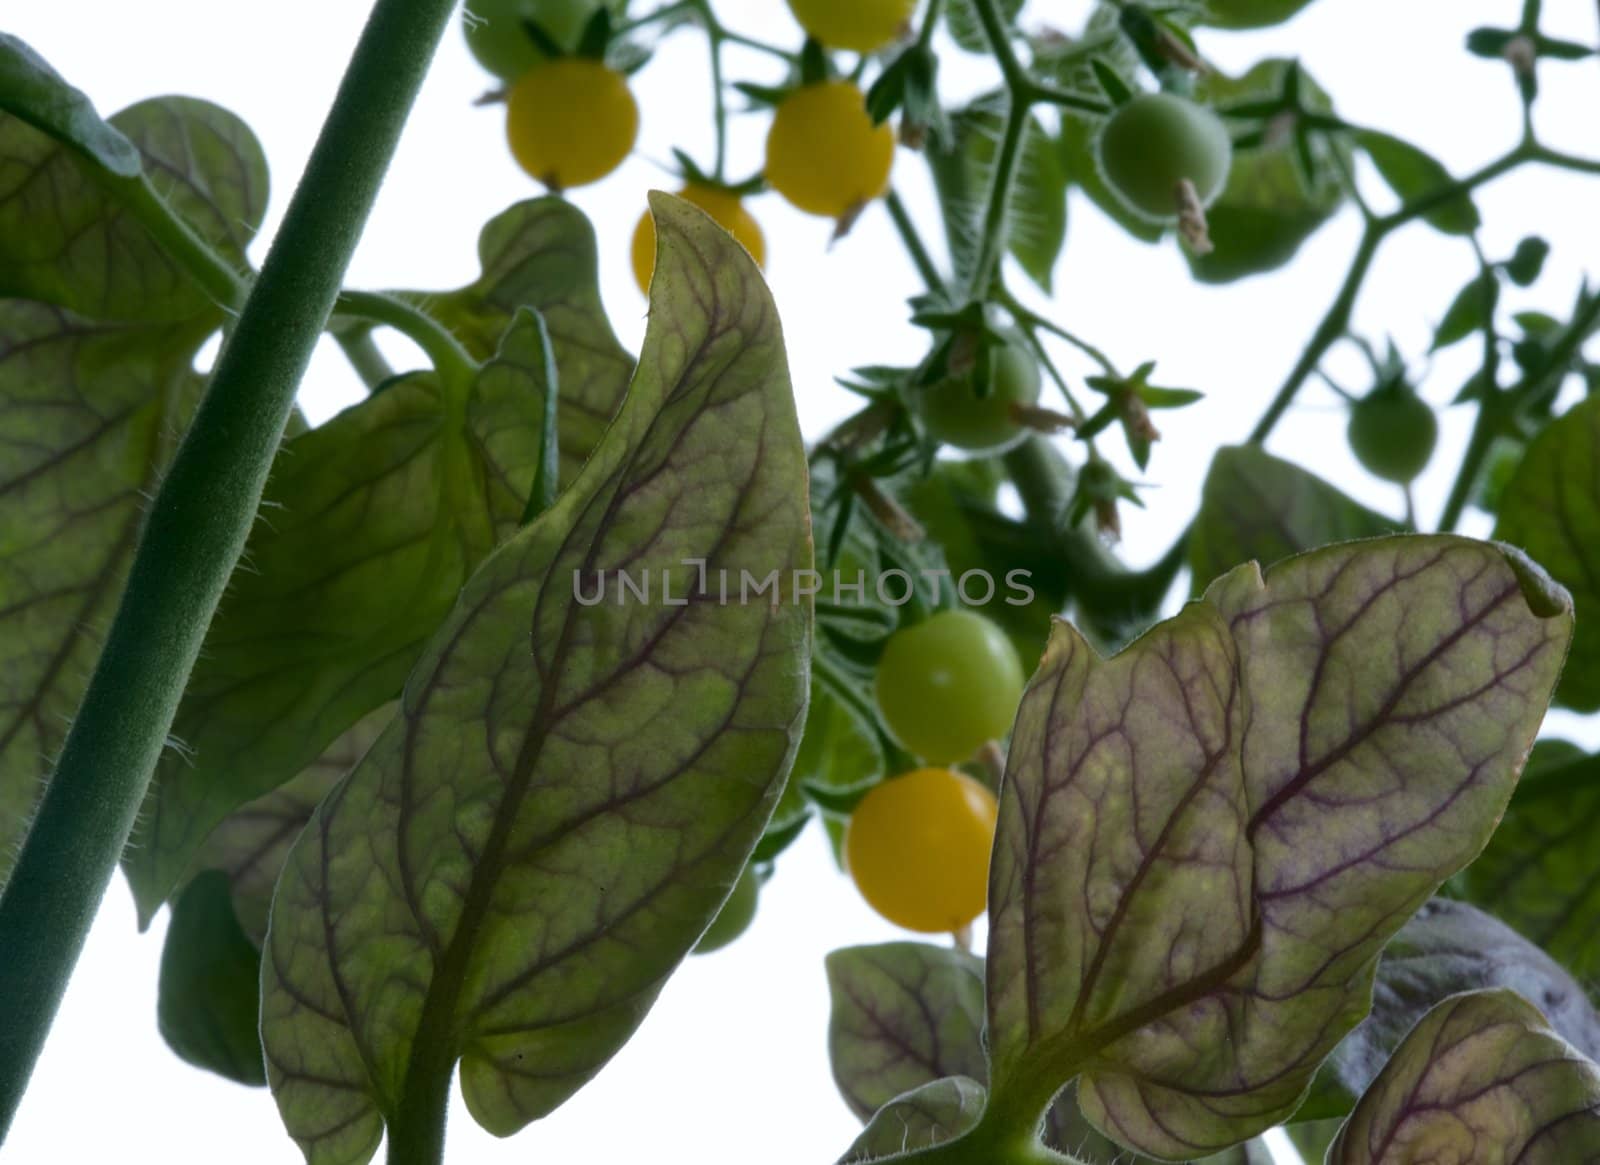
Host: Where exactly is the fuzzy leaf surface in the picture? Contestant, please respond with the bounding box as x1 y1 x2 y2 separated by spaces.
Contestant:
1329 989 1600 1163
1191 445 1396 591
260 195 812 1165
986 537 1571 1158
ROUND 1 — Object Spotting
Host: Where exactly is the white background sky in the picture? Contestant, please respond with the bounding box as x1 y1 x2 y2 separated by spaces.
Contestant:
4 1 1599 1163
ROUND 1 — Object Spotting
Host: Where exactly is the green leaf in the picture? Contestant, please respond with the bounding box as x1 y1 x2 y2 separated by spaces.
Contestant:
1494 395 1600 711
985 537 1571 1158
944 0 1024 54
0 305 208 891
1358 130 1480 236
157 871 268 1087
0 96 265 321
1190 445 1396 593
0 34 140 175
1432 270 1498 351
0 101 266 882
192 706 394 943
824 942 1274 1165
826 943 988 1121
1300 898 1600 1121
1200 0 1318 29
1188 60 1348 283
259 194 812 1164
926 95 1068 292
838 1077 988 1164
126 225 633 920
1328 990 1600 1163
1460 747 1600 992
396 197 632 481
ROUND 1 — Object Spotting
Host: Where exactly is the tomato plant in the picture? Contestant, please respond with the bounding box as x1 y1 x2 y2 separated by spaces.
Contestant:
5 1 1600 1164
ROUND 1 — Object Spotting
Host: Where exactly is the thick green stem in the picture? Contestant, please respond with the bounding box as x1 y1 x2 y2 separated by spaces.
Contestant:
386 1042 454 1165
0 0 457 1138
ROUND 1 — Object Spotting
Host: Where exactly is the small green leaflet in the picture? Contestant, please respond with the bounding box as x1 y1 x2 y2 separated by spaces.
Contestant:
1328 990 1600 1163
985 536 1570 1158
260 195 813 1165
1190 445 1396 592
1494 394 1600 710
1299 898 1600 1121
1358 130 1481 236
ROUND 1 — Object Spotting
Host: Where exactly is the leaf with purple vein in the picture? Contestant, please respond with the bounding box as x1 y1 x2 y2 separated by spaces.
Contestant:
259 194 812 1165
982 536 1570 1160
1328 989 1600 1163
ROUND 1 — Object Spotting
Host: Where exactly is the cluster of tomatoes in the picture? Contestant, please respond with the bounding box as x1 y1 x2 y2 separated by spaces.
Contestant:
459 0 1256 947
463 0 903 296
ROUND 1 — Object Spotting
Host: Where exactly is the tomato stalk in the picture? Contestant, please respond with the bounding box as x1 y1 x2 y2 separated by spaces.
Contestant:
0 0 458 1136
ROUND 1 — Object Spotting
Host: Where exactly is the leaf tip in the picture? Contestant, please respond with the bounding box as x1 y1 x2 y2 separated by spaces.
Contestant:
1493 541 1573 620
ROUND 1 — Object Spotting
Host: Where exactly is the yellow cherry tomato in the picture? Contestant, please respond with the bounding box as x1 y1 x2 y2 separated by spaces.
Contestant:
765 80 894 220
844 768 998 934
631 184 766 293
506 58 638 190
786 0 917 53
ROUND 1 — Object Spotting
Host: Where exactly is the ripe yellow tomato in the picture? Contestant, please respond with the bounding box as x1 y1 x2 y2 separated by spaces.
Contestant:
785 0 917 53
765 80 895 220
845 768 998 934
505 59 638 190
631 185 766 293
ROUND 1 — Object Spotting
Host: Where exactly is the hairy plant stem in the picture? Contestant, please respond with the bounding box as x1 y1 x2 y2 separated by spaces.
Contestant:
692 0 729 179
0 0 457 1139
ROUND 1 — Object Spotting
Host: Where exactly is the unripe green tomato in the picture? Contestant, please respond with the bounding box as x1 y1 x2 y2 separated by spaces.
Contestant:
1347 386 1438 483
463 0 602 81
874 609 1026 765
694 866 760 954
1095 93 1233 222
917 334 1042 454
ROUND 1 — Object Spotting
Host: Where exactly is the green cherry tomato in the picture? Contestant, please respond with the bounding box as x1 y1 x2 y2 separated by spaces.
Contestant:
1095 92 1233 222
693 865 760 954
845 767 998 934
917 333 1042 455
1347 385 1438 483
874 609 1026 764
463 0 603 81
